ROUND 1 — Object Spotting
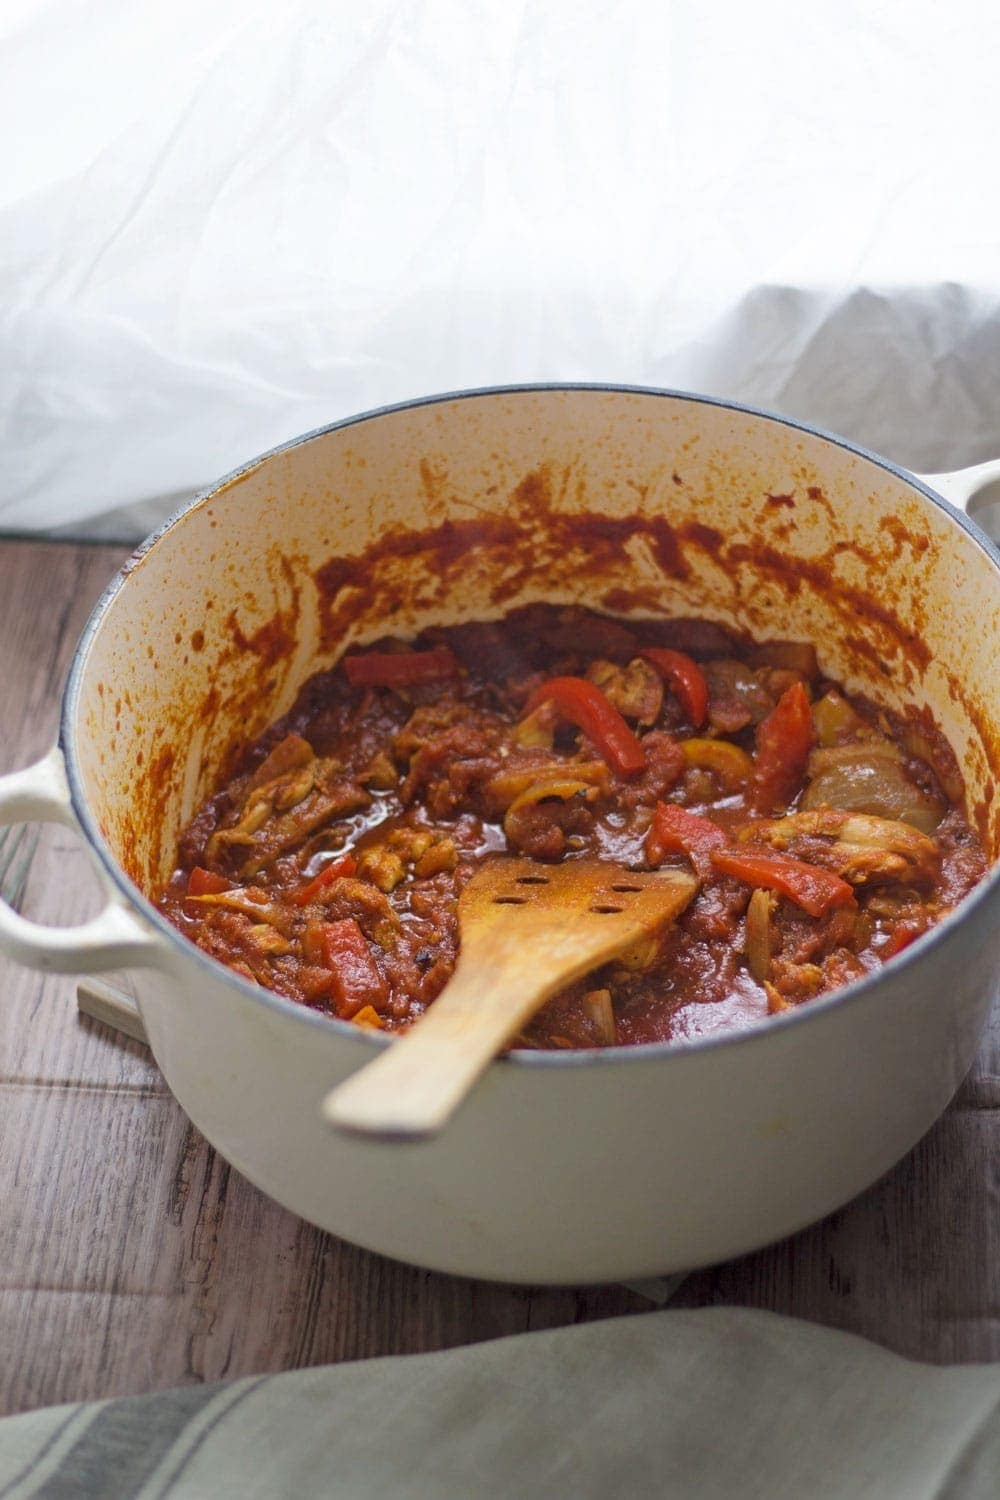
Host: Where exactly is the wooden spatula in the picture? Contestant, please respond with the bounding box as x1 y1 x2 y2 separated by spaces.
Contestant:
322 857 698 1141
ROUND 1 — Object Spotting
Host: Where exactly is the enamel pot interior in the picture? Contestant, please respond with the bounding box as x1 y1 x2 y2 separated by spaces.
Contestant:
69 387 1000 923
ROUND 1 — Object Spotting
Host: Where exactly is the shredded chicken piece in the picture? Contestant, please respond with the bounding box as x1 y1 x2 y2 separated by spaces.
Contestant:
206 797 274 857
356 846 406 893
313 876 401 950
359 750 398 790
245 732 314 792
362 827 460 883
399 724 497 810
393 704 464 763
246 924 293 956
271 764 317 811
614 932 660 973
768 960 825 1004
512 700 557 748
387 827 434 860
415 838 457 878
205 741 368 874
745 810 940 886
238 777 370 876
587 657 664 725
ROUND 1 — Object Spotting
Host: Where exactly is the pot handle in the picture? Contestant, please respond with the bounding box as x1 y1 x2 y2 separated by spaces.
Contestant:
916 458 1000 515
0 747 166 972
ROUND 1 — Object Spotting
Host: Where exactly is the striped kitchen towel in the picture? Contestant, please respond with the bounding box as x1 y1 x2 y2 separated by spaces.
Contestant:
2 1306 1000 1499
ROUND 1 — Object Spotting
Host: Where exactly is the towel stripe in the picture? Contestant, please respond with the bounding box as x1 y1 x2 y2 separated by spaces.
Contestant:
0 1409 93 1500
28 1384 222 1500
140 1378 269 1500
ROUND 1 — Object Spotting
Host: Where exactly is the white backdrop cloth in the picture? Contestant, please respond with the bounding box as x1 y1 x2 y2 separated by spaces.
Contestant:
2 0 999 538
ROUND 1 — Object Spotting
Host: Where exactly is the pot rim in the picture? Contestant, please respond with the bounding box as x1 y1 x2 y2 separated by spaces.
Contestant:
59 381 1000 1069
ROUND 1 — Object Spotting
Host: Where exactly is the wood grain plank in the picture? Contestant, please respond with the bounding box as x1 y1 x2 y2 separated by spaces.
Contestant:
1 536 999 1420
0 542 129 769
0 541 157 1092
0 1076 645 1408
0 834 165 1090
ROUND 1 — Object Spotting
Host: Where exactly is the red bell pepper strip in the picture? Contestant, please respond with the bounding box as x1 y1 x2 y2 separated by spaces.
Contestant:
318 917 388 1018
639 648 709 728
522 676 646 777
645 802 729 877
342 646 458 689
710 848 855 918
185 867 233 898
750 680 813 813
292 852 358 906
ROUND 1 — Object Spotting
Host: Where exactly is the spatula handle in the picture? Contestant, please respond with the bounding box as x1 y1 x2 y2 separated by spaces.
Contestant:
322 954 540 1140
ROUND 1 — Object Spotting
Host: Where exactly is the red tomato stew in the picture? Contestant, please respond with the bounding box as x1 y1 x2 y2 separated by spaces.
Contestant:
158 606 988 1048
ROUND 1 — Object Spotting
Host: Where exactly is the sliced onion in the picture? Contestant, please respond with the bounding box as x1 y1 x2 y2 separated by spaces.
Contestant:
502 772 604 846
580 989 617 1046
184 890 290 929
488 761 608 811
802 744 945 832
505 773 605 815
745 888 773 983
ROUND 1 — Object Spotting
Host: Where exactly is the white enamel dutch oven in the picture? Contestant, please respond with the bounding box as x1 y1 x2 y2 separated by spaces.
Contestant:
2 386 999 1285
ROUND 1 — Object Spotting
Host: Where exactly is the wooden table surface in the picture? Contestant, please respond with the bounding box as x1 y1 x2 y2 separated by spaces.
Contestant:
2 536 999 1417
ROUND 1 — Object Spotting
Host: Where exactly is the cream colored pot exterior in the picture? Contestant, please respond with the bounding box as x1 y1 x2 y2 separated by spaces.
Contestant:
2 387 999 1284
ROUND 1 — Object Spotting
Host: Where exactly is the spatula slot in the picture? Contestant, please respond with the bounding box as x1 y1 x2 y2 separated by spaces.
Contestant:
589 903 625 914
515 875 551 885
493 895 529 905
